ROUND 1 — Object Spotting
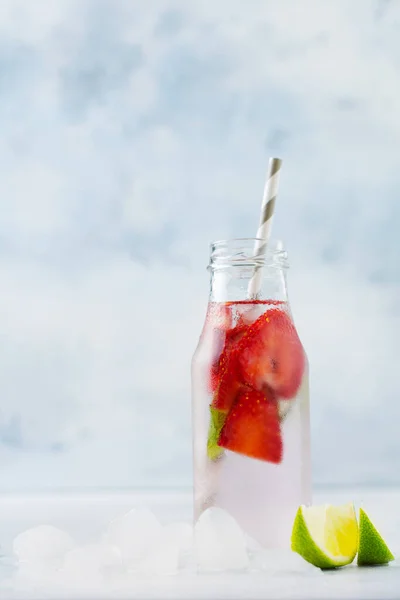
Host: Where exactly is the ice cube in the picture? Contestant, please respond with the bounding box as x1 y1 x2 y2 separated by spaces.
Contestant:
13 525 74 564
12 560 63 595
245 533 265 553
14 560 57 584
194 507 249 571
31 543 121 595
135 539 180 576
63 542 122 575
162 522 193 555
105 507 162 562
125 522 192 576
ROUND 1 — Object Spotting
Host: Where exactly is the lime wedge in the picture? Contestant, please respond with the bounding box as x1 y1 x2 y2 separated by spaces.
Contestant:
291 503 358 569
207 406 225 460
357 508 394 566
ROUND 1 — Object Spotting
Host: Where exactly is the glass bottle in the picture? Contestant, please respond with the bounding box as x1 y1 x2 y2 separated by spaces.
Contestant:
191 239 311 548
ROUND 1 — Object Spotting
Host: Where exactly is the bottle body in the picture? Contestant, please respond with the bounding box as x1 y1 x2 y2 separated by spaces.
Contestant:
191 240 311 548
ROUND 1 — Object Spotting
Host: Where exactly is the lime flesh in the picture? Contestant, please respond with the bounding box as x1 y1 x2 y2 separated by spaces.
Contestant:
291 503 358 569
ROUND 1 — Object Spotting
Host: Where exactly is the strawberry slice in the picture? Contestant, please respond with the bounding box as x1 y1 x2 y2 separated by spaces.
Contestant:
207 304 234 393
209 323 248 396
218 324 248 373
237 309 305 399
212 370 243 411
218 388 282 463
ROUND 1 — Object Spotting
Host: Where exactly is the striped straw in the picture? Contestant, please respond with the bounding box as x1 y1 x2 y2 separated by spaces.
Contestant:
247 157 282 298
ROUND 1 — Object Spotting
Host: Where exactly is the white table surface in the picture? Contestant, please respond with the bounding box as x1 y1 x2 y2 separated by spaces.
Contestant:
0 487 399 600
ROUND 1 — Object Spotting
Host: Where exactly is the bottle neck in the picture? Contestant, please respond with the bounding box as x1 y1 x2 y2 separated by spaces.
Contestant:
208 238 290 303
209 266 289 303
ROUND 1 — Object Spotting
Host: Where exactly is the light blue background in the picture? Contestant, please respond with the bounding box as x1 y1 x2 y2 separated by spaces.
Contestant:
0 0 399 490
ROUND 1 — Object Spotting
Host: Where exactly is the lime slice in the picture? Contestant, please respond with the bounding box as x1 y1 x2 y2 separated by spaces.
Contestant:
357 508 394 566
207 406 225 460
291 503 358 569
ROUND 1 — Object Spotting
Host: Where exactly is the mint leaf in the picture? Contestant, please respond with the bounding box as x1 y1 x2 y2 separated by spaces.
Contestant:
207 406 226 460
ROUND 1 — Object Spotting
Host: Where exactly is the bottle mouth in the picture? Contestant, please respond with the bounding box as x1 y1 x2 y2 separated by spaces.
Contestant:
209 238 289 269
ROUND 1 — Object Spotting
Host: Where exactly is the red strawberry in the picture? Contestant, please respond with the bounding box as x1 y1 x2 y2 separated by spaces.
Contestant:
218 325 248 371
237 309 305 399
207 304 234 393
210 325 248 398
218 388 282 463
208 339 225 393
212 370 242 411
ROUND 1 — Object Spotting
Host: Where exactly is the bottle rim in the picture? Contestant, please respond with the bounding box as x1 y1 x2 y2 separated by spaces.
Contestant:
209 238 289 269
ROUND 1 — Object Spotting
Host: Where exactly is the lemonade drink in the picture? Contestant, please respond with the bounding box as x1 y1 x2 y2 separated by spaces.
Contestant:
192 239 311 548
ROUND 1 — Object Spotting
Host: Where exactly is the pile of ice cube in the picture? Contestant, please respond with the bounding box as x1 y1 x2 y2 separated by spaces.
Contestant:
7 507 320 596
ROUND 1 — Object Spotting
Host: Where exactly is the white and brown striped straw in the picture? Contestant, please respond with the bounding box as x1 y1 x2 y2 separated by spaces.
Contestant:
247 157 282 298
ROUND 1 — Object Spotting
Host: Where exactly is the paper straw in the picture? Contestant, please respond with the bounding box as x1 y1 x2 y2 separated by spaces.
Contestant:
247 157 282 298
